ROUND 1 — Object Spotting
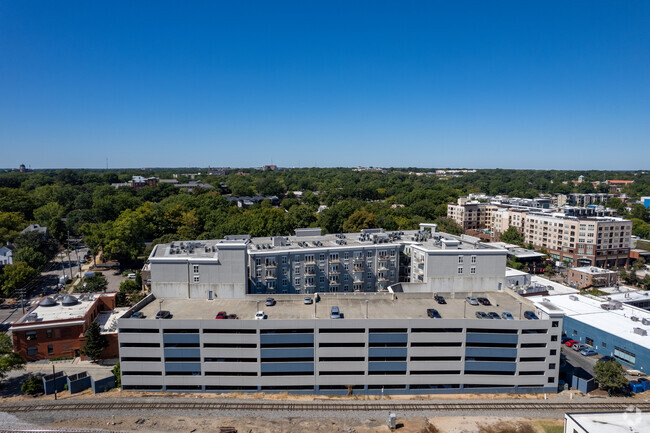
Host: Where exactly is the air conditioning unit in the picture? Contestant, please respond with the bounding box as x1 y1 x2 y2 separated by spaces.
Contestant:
633 327 648 336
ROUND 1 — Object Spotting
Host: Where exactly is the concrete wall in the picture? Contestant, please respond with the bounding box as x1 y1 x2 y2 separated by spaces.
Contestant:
118 315 560 395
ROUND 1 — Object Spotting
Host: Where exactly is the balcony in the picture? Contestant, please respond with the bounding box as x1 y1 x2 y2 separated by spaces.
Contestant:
265 262 277 268
305 268 316 275
353 256 364 262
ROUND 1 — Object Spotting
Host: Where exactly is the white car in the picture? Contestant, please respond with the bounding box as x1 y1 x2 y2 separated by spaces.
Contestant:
255 311 266 320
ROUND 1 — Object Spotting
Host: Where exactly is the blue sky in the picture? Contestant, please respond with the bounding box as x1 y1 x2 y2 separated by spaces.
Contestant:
1 1 649 169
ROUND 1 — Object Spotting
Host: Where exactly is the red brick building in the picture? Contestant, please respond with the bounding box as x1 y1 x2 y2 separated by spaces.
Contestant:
11 293 122 361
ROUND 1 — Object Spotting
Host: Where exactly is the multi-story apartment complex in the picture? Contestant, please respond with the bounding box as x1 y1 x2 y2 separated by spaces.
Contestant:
523 213 632 268
447 198 495 231
146 224 508 298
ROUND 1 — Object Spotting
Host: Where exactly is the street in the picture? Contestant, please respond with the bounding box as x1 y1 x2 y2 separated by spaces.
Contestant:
0 247 127 332
561 344 601 378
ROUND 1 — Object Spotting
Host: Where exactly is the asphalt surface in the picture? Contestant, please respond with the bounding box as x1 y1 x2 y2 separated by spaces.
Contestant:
561 344 600 377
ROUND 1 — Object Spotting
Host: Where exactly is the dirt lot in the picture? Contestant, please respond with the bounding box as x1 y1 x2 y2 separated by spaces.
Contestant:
46 415 564 433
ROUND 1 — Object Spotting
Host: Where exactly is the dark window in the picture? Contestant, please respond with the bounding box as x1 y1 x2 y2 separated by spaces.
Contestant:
519 371 545 376
261 357 314 362
203 343 257 348
585 337 594 346
120 342 160 348
166 385 202 390
368 371 407 375
550 350 557 356
164 343 200 348
410 342 463 347
520 343 546 348
47 345 53 355
549 363 556 370
260 329 313 334
121 357 161 362
26 332 37 341
46 329 53 338
550 336 558 342
548 377 555 383
520 357 545 362
522 329 547 334
319 357 365 362
162 329 199 334
120 328 159 334
261 385 315 390
368 342 407 347
204 357 257 363
368 385 405 390
203 329 257 334
552 321 559 327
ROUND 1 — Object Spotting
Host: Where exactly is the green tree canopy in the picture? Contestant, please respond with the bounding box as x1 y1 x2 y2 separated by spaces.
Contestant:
594 360 629 395
13 247 47 271
343 209 377 233
500 226 525 246
0 332 25 380
80 321 108 362
0 262 38 298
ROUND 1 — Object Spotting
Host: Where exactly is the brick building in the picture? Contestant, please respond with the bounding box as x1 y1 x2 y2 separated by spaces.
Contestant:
568 266 618 289
11 293 124 361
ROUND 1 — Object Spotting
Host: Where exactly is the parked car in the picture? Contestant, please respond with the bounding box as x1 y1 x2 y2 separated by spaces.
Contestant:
215 311 227 319
572 343 587 351
564 339 578 347
561 336 570 344
477 297 491 306
254 311 266 320
475 311 489 319
227 314 238 320
155 310 170 319
127 273 136 279
523 310 539 320
598 356 616 363
304 297 313 305
131 311 145 319
501 312 514 320
487 312 501 319
330 306 342 319
434 295 446 304
427 308 441 318
265 298 276 306
466 297 479 305
581 348 598 356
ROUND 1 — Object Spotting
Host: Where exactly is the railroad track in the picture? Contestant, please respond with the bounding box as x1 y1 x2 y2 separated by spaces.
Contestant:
3 400 650 413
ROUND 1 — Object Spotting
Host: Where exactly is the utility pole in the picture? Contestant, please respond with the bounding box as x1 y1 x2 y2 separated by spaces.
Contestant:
52 364 57 400
66 231 73 280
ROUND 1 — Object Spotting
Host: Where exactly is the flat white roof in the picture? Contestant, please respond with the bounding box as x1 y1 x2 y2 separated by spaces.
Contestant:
530 293 650 349
95 307 129 334
602 290 650 303
571 266 616 275
505 267 529 277
530 276 579 295
566 412 650 433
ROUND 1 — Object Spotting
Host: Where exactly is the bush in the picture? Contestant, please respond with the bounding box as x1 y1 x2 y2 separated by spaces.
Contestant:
113 361 121 388
79 274 108 293
21 375 44 395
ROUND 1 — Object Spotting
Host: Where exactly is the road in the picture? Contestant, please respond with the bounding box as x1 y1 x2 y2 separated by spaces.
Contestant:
561 344 601 378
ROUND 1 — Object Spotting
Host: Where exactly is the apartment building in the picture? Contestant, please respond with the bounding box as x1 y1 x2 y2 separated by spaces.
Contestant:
146 224 507 299
524 213 632 268
447 198 495 231
118 291 562 395
567 266 618 289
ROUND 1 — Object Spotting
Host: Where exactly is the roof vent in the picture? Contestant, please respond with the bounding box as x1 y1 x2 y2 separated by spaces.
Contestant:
40 297 57 307
61 295 78 306
569 295 579 301
631 316 640 322
642 318 650 326
25 312 38 322
633 327 648 336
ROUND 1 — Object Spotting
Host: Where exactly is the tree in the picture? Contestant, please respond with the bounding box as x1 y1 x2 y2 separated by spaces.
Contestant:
21 374 44 395
0 262 38 298
594 360 629 396
342 209 377 233
13 230 59 259
80 322 108 362
81 274 108 293
433 217 463 236
0 211 28 243
13 247 47 271
500 226 525 246
0 332 25 380
112 361 121 388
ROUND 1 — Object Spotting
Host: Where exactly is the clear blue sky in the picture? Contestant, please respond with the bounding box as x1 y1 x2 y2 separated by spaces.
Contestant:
1 1 649 170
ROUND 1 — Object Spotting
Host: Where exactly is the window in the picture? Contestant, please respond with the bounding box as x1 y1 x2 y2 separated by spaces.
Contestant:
27 347 38 356
319 253 325 261
320 276 325 283
572 330 578 336
255 258 261 266
282 256 287 264
550 335 557 342
294 266 300 275
548 377 555 383
614 346 636 365
458 255 464 264
193 275 200 283
344 252 349 260
329 253 339 261
602 342 606 348
256 269 262 278
282 279 287 287
367 251 373 258
585 337 593 346
549 363 556 370
552 321 559 328
550 350 556 356
47 345 53 355
470 267 476 274
46 329 52 338
390 249 396 257
457 267 463 275
26 331 36 341
193 265 199 273
294 277 300 286
367 272 372 279
471 255 477 263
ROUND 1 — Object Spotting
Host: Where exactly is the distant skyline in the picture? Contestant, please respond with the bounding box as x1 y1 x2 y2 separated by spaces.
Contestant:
2 1 649 170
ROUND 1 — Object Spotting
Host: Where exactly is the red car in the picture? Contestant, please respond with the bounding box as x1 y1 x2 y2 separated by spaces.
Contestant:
565 339 578 347
215 311 227 319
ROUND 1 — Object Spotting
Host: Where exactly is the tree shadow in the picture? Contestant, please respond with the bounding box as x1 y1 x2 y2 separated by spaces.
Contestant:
0 371 31 397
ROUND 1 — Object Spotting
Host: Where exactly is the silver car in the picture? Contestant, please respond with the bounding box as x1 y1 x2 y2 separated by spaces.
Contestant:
572 343 587 352
466 297 479 306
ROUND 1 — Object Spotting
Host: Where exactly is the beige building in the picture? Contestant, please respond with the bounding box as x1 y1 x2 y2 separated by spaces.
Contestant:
524 213 631 268
447 198 495 231
491 208 527 239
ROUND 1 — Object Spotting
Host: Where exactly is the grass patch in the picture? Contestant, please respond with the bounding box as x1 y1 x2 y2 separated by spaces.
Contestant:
536 420 564 433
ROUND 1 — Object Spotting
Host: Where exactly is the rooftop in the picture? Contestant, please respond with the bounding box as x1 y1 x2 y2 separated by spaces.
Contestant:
95 307 129 334
531 293 650 348
136 291 535 321
566 411 649 433
149 225 497 260
571 266 617 275
12 293 115 326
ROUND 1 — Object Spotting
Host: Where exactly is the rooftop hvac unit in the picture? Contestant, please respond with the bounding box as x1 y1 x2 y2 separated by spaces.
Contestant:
169 249 175 254
25 312 38 322
569 295 579 301
643 318 650 326
631 316 640 322
633 327 648 336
